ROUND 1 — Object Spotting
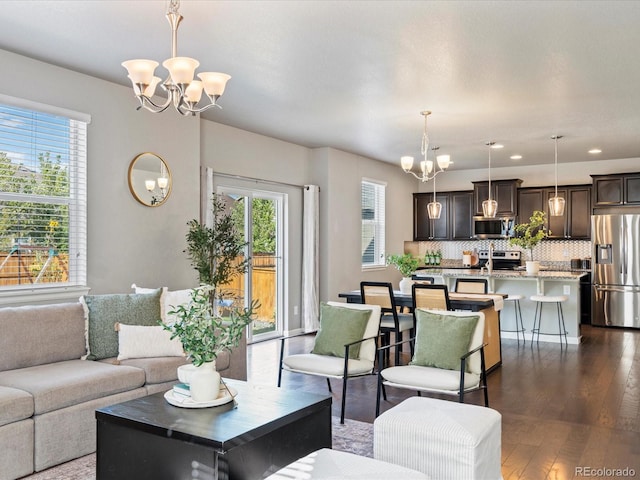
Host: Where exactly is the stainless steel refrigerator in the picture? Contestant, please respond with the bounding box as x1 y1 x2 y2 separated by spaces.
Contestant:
592 214 640 328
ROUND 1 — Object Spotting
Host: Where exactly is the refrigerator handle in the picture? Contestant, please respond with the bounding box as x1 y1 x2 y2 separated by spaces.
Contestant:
621 222 627 278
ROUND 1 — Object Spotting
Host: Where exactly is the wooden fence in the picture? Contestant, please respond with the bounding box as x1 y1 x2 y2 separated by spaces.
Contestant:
0 249 69 285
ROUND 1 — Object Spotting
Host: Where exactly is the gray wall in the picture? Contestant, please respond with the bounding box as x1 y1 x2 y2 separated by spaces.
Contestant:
0 48 200 294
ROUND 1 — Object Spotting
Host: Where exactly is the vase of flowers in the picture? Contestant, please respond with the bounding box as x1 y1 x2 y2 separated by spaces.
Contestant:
387 253 419 293
508 210 549 275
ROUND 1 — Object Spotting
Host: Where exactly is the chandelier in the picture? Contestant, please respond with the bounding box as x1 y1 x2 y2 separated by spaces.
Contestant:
401 111 451 183
121 0 231 116
482 141 498 218
549 135 565 216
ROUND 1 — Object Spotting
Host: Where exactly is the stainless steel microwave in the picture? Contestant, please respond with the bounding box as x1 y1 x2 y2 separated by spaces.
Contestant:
472 216 515 239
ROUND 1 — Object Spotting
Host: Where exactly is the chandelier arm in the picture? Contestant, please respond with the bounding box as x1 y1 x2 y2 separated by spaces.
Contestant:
554 136 559 196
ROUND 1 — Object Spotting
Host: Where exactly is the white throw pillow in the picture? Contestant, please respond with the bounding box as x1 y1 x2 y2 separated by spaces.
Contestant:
116 323 184 360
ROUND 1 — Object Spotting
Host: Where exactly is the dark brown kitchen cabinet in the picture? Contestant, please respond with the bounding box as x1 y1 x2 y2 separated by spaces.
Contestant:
413 193 449 240
413 191 472 241
450 191 474 240
544 186 591 239
592 172 640 206
472 179 522 217
517 188 544 224
517 185 591 239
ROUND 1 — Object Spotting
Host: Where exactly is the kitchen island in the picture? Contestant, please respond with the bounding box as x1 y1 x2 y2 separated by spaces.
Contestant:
413 269 588 344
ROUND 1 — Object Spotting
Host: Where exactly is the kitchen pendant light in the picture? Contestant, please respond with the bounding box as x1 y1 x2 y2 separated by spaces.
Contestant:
549 135 566 216
426 147 447 219
482 141 498 218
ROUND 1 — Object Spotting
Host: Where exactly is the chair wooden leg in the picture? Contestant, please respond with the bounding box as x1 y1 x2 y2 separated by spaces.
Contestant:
376 372 385 417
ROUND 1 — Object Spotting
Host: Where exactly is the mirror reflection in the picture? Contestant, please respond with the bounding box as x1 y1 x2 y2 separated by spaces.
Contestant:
128 152 172 207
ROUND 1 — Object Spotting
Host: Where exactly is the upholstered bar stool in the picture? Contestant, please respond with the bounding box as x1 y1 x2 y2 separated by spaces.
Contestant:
530 294 569 346
501 294 526 345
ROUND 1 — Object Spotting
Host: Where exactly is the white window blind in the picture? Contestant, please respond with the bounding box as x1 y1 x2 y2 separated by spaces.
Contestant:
0 101 87 291
361 178 386 268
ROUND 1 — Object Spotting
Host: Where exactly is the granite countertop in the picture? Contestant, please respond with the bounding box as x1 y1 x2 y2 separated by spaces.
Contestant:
413 268 588 280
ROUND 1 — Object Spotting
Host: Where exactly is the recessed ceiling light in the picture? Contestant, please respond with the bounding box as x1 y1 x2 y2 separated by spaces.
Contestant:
491 144 504 149
510 155 522 160
588 148 602 154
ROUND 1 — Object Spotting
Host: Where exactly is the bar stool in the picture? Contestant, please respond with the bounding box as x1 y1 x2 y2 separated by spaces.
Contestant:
501 294 526 345
530 295 569 347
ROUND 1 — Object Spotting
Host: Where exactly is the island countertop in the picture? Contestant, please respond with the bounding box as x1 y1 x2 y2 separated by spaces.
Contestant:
414 269 588 280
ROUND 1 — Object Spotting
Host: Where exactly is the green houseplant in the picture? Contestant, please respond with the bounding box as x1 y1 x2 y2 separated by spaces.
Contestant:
387 253 419 293
508 210 549 274
164 194 257 402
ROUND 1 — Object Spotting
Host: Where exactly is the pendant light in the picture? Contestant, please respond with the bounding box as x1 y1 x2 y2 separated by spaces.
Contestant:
482 141 498 218
426 147 448 219
549 135 565 216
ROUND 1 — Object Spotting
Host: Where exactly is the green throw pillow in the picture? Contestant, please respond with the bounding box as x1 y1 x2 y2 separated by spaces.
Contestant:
410 310 479 371
312 303 371 359
84 289 162 360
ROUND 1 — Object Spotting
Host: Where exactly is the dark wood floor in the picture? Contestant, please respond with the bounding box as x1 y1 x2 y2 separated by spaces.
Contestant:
248 325 640 480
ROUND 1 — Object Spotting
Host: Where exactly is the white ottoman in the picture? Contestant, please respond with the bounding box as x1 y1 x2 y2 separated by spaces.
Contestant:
266 448 430 479
374 397 502 480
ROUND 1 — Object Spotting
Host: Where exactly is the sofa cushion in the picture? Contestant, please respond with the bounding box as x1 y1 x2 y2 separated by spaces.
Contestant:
83 290 162 360
101 356 188 385
132 284 192 324
0 386 33 427
0 303 86 371
0 360 145 415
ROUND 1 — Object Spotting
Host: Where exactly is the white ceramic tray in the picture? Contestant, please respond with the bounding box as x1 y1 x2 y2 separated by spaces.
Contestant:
164 386 237 408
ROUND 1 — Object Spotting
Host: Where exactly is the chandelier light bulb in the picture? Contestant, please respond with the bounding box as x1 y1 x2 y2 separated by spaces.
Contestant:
145 179 156 192
122 0 230 116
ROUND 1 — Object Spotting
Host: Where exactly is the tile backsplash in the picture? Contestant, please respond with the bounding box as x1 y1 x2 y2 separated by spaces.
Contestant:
404 239 591 268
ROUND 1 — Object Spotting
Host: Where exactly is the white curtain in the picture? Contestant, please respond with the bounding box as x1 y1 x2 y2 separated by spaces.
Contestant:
202 167 214 227
302 185 320 332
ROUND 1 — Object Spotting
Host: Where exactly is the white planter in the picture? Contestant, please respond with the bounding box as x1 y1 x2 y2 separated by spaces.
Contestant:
189 361 221 402
526 261 540 275
399 277 413 294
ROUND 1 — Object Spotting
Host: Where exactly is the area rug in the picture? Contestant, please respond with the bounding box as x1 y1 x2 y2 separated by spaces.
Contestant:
22 417 373 479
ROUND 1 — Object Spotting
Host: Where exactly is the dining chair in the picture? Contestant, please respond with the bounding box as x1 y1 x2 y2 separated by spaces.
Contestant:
412 283 452 312
360 281 414 366
454 278 488 294
277 301 382 424
375 309 489 417
411 275 434 285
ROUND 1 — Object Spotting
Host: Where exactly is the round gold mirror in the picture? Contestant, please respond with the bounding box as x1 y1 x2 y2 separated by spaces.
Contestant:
128 152 172 207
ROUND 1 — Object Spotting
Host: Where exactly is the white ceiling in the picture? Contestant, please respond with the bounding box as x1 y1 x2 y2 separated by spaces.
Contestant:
1 0 640 172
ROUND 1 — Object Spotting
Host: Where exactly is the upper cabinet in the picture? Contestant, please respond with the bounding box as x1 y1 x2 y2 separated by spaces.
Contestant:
592 172 640 207
413 191 472 241
472 179 522 217
517 185 591 240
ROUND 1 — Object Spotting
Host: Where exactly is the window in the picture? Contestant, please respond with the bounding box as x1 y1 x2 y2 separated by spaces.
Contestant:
361 178 385 268
0 97 88 295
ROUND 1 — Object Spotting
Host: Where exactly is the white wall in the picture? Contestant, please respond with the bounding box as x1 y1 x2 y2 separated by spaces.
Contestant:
0 48 200 294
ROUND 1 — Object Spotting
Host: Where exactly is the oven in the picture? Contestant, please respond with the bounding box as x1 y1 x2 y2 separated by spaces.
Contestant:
478 250 522 270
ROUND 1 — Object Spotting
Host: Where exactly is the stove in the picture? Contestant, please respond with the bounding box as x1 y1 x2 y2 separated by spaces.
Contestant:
478 250 522 270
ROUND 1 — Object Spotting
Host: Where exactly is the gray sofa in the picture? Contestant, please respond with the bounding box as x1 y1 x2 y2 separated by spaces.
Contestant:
0 301 246 480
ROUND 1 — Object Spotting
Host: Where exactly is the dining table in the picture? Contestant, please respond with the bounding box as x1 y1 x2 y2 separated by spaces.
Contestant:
338 290 507 372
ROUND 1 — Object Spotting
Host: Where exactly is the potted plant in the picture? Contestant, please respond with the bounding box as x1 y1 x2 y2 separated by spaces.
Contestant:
387 253 419 293
164 194 257 402
165 285 255 402
508 210 549 274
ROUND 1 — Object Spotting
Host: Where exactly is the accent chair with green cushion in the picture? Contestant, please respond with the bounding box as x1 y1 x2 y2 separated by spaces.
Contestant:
278 301 382 424
375 309 489 417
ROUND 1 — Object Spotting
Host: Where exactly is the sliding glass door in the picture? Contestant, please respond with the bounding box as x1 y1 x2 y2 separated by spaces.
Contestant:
218 187 285 343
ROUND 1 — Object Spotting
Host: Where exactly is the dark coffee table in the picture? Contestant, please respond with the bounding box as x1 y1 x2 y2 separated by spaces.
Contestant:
95 380 332 480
